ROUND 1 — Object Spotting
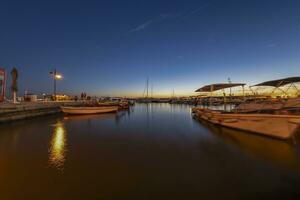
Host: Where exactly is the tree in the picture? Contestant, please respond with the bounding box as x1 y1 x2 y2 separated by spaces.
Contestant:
11 67 18 103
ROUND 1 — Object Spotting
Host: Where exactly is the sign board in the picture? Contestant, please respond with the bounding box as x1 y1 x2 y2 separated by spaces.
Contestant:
0 68 6 102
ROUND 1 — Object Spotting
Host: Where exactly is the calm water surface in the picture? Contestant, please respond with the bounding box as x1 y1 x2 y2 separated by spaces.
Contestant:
1 103 300 199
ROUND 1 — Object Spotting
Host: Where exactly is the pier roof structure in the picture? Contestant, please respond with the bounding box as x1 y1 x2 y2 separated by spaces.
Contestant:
195 83 246 92
253 77 300 87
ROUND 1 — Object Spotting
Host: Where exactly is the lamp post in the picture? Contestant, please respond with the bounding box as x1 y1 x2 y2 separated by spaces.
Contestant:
50 69 62 101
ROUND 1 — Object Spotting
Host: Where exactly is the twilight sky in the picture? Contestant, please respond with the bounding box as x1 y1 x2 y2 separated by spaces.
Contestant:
0 0 300 97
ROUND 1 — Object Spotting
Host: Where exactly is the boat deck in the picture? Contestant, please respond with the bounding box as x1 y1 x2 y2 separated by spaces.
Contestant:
193 108 300 140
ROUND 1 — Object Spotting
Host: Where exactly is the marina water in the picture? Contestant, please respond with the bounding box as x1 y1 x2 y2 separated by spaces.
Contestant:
1 103 300 199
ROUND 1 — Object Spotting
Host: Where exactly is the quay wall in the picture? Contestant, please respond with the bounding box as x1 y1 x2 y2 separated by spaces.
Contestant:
0 102 82 123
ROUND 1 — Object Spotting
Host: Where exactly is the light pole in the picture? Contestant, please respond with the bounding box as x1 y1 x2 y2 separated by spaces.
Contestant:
50 69 62 101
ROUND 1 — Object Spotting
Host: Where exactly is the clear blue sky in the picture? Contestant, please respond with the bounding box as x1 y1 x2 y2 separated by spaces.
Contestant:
1 0 300 97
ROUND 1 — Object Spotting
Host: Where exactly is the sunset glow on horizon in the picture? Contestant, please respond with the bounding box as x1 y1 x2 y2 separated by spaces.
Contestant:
1 0 299 97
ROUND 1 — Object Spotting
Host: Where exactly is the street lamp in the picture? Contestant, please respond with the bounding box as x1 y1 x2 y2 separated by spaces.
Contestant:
50 69 63 101
55 74 62 79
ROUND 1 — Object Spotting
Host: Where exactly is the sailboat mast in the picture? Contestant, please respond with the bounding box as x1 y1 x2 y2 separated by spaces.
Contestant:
151 84 153 98
146 77 149 98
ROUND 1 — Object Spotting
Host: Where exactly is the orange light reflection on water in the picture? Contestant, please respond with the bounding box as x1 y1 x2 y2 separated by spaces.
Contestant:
49 121 67 171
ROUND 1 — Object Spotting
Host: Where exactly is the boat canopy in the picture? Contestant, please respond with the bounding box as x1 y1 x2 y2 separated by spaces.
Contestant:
253 77 300 87
195 83 246 92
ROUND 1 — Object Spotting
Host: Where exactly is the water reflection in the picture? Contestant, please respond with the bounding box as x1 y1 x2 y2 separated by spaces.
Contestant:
63 113 116 121
2 103 300 199
49 121 67 170
200 121 300 171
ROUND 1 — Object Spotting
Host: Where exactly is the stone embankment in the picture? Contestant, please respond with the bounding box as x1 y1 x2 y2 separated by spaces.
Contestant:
0 101 82 123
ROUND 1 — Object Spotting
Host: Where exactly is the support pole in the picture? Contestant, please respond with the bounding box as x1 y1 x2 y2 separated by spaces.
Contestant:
292 83 300 96
223 89 226 104
223 89 227 111
53 69 56 101
209 85 213 106
242 85 245 101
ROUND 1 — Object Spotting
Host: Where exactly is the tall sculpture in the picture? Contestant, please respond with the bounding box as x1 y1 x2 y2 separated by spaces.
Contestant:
0 68 5 102
11 67 18 103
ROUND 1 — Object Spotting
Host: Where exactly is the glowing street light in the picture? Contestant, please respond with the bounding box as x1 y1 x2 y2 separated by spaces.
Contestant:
50 69 63 101
55 74 62 79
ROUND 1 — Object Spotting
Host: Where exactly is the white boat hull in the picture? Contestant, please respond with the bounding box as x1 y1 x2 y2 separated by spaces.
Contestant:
61 106 118 115
193 108 300 140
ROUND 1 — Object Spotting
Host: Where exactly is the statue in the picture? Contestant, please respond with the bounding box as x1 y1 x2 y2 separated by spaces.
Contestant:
11 67 18 103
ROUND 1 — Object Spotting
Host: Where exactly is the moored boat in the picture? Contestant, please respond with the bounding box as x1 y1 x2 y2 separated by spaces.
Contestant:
192 77 300 140
234 77 300 114
192 107 300 140
61 106 118 115
97 100 132 110
97 102 119 106
118 101 129 110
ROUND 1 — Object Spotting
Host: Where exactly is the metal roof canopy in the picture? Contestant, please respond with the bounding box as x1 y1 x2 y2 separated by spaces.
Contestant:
253 77 300 87
251 76 300 96
195 83 246 92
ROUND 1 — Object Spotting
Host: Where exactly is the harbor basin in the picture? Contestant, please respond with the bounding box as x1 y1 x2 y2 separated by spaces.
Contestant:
1 103 300 199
